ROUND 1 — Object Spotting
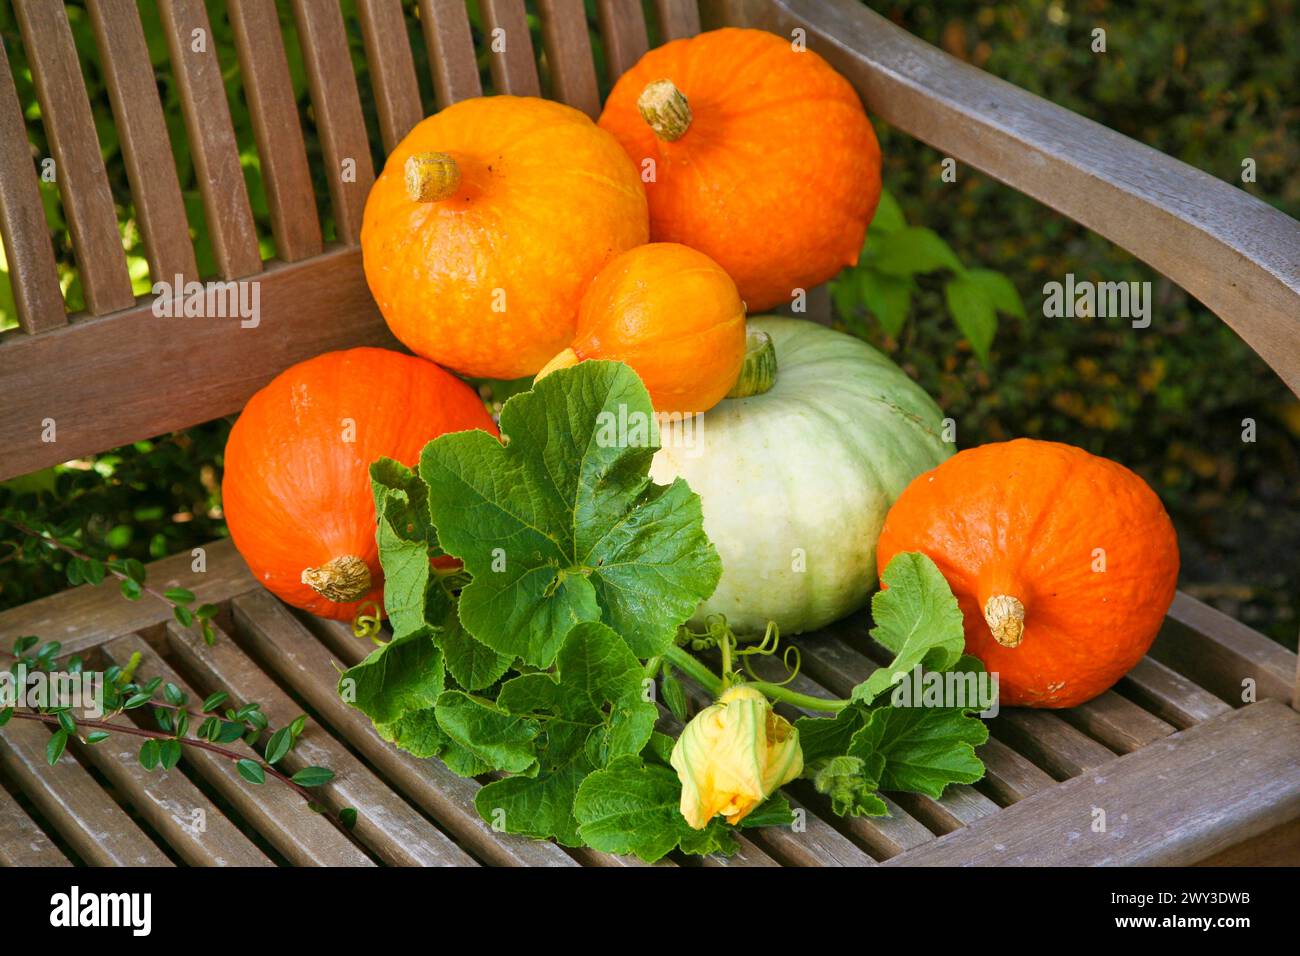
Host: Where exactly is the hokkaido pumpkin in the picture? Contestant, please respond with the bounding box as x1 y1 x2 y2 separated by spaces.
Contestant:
535 242 746 414
650 316 953 635
598 28 881 312
361 96 649 380
876 439 1180 708
222 348 497 620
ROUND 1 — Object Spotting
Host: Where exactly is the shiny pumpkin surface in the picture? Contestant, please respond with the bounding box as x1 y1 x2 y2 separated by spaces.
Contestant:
650 317 952 635
222 348 497 620
598 28 881 312
569 242 746 414
361 96 648 379
876 439 1180 708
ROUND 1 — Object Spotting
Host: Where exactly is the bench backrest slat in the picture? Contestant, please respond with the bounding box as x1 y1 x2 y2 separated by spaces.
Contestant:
228 0 324 263
357 0 425 152
15 1 135 314
0 36 64 333
290 0 375 245
481 0 542 96
417 0 483 109
595 0 651 82
656 0 703 40
538 0 602 118
87 0 198 286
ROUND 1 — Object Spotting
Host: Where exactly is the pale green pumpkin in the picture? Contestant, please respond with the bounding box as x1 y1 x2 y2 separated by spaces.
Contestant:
650 316 953 635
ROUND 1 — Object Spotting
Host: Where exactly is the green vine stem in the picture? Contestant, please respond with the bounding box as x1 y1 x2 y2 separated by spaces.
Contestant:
663 644 850 712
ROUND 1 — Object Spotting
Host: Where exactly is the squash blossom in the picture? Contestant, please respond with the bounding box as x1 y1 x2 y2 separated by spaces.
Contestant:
670 686 803 829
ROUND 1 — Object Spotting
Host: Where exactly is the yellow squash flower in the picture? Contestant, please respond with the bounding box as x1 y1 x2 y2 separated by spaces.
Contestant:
670 685 803 829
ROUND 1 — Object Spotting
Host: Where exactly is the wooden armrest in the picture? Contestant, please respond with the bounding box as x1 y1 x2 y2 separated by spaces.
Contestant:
714 0 1300 398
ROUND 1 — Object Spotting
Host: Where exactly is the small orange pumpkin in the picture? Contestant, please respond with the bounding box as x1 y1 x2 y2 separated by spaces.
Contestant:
598 28 881 313
535 242 746 414
222 348 497 620
876 439 1179 708
361 96 649 379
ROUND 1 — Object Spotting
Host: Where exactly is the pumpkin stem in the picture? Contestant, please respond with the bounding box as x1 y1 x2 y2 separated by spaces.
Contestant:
534 347 580 383
637 80 692 142
984 594 1026 648
405 151 461 202
727 328 778 398
302 555 372 603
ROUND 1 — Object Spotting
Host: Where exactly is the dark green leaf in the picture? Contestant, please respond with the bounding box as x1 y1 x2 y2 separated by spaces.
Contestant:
944 274 998 365
46 730 68 765
202 691 229 712
164 587 196 605
139 738 160 770
264 727 293 765
236 759 266 785
85 731 110 745
290 766 335 787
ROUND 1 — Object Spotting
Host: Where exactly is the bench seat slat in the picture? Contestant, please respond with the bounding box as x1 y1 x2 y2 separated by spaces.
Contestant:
0 784 72 866
974 736 1057 806
87 0 198 285
538 0 602 118
888 700 1300 866
357 0 425 152
0 716 172 866
13 1 135 315
417 0 483 108
1117 656 1234 730
69 728 273 867
0 39 67 332
481 0 542 95
290 0 375 244
101 634 374 867
166 619 477 867
242 596 580 867
228 0 324 262
1057 691 1176 754
158 0 262 279
989 709 1119 779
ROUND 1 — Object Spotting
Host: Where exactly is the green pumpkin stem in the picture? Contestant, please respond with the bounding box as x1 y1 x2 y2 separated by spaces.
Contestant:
637 79 692 142
727 328 778 398
405 151 461 202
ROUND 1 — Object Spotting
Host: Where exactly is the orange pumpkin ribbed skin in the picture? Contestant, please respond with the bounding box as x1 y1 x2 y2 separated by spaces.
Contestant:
597 28 881 312
222 348 497 621
876 439 1180 708
553 242 746 414
361 96 649 380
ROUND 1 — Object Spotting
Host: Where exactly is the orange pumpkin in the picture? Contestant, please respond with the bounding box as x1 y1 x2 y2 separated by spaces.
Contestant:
222 348 497 620
361 96 649 379
598 28 881 313
535 242 746 414
876 439 1179 708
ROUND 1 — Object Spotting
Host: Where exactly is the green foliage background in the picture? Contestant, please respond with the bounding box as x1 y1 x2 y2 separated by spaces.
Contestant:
0 0 1295 647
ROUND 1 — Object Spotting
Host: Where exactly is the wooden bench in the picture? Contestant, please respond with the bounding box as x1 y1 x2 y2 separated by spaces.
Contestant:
1 0 1297 866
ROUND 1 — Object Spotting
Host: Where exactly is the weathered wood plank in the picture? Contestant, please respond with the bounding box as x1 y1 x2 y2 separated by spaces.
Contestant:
975 736 1056 806
0 37 67 332
989 709 1117 780
890 785 1000 834
166 619 477 867
888 701 1300 865
1058 691 1176 754
0 716 172 866
1150 591 1297 705
357 0 425 152
0 247 399 483
746 794 879 865
0 784 71 866
595 0 650 83
747 0 1300 398
290 0 375 243
481 0 542 95
241 596 579 866
13 0 135 314
87 0 198 285
70 733 273 867
537 0 601 118
0 538 256 657
696 833 782 867
158 0 262 279
228 0 323 262
416 0 482 108
101 634 374 867
654 0 702 40
1115 656 1233 730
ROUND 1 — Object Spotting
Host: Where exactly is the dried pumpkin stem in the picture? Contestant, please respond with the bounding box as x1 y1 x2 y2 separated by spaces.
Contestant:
727 328 778 398
534 347 580 383
405 151 461 202
302 555 371 603
984 594 1026 648
637 79 692 141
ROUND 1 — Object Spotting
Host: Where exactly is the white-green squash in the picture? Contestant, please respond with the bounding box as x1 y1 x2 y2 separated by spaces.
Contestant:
650 316 953 635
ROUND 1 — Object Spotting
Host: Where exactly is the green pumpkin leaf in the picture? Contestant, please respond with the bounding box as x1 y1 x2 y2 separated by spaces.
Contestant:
851 552 967 704
338 626 447 758
435 691 540 775
420 361 721 667
370 458 445 637
438 615 511 691
850 705 988 798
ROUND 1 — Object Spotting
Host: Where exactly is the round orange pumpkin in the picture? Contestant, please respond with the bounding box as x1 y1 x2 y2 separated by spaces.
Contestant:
361 96 649 379
222 348 497 620
535 242 746 414
876 439 1180 708
597 28 881 313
